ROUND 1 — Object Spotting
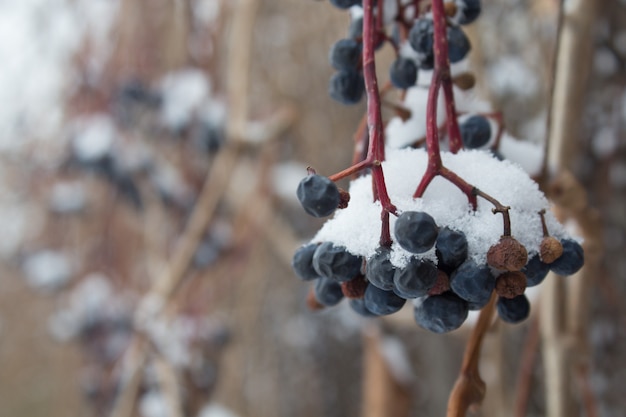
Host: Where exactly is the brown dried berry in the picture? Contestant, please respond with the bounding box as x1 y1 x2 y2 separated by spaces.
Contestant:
338 188 350 209
306 288 325 311
341 274 368 299
540 236 563 264
428 270 451 296
487 236 528 271
452 72 476 91
444 1 458 17
495 271 527 299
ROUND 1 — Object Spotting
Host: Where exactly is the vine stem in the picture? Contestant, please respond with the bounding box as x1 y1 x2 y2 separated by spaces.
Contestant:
446 292 496 417
363 0 397 246
412 0 476 209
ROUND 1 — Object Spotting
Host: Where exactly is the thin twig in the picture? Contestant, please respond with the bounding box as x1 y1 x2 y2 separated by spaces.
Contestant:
446 292 496 417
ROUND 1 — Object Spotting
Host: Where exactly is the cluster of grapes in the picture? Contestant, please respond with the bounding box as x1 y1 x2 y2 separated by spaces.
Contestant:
327 0 478 104
292 0 585 333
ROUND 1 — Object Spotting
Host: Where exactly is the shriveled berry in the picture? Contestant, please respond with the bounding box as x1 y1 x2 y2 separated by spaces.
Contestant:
297 175 340 218
414 292 468 333
394 211 439 254
436 227 468 273
487 236 528 271
428 270 451 295
341 274 369 299
393 258 438 298
329 70 364 105
450 259 495 309
313 242 363 282
314 277 344 307
329 38 362 71
365 247 396 291
549 239 584 276
364 285 406 316
497 294 530 324
540 236 563 264
389 57 418 89
522 255 550 287
460 115 491 149
408 18 434 70
495 271 527 299
292 243 321 281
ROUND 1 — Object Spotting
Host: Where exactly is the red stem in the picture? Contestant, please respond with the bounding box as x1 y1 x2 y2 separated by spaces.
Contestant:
363 0 397 247
412 0 477 209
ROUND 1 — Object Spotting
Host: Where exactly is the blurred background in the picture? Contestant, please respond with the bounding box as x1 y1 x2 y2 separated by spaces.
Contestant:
0 0 624 416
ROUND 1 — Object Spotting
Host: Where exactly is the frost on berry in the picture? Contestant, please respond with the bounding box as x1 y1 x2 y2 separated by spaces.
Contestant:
495 271 527 299
487 236 528 271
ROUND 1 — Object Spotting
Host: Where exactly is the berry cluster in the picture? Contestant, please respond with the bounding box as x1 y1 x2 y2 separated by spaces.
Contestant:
294 0 584 333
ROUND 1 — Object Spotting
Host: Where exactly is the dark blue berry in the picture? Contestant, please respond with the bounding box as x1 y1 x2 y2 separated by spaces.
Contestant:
450 259 495 308
364 285 406 316
292 244 321 281
456 0 481 25
435 228 468 273
394 211 439 254
393 258 438 298
414 292 468 333
313 242 363 282
408 18 433 57
314 277 344 307
297 174 340 217
522 255 550 287
460 115 491 149
365 247 396 290
389 57 418 89
549 239 584 276
330 0 361 9
329 70 365 105
349 298 377 317
447 26 471 63
330 39 362 71
497 294 530 324
192 121 224 153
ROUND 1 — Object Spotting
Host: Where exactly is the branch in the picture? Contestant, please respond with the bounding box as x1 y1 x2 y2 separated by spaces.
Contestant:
446 292 496 417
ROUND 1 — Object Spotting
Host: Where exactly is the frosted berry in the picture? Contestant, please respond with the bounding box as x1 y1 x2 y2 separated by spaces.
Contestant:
312 242 363 282
487 236 528 271
330 0 361 9
394 211 439 254
540 236 563 264
292 243 321 281
435 227 468 273
414 292 468 333
329 70 365 105
447 25 471 63
522 255 550 287
365 247 396 291
349 298 376 317
314 277 344 307
549 239 584 276
449 259 495 309
408 18 435 70
297 174 340 217
364 285 406 316
460 115 491 149
329 39 362 71
495 271 527 299
393 258 438 298
456 0 482 25
389 57 418 89
497 294 530 324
